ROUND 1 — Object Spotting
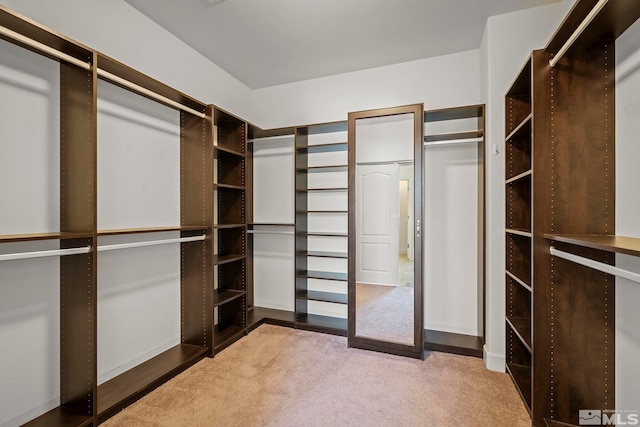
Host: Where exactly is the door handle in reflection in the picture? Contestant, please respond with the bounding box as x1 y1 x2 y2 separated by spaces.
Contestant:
416 220 420 238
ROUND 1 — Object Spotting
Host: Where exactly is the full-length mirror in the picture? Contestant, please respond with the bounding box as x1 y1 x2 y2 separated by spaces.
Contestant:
348 104 424 359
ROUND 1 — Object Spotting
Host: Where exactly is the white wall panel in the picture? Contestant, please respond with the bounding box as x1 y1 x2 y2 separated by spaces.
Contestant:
0 40 61 426
615 17 640 413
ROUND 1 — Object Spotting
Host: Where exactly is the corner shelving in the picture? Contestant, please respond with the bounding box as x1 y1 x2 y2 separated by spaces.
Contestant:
505 53 533 416
295 121 349 336
213 107 249 353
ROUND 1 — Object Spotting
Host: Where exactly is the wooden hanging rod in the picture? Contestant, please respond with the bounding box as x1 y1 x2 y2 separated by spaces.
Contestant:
549 0 609 67
0 24 91 70
97 69 206 118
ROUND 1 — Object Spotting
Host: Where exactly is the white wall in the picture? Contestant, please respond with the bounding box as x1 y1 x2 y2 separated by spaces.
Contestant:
0 0 252 119
615 17 640 413
251 50 481 129
0 39 61 427
480 0 575 371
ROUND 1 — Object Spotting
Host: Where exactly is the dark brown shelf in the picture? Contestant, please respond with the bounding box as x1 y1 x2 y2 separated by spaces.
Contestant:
213 254 245 265
296 142 348 153
296 165 348 172
297 290 347 304
213 289 246 307
295 187 348 192
296 231 348 237
214 323 246 350
214 183 245 190
506 228 532 238
97 344 207 422
296 250 348 258
214 145 245 157
214 224 246 229
506 271 532 292
505 113 532 142
247 306 296 332
23 406 93 427
249 223 295 227
506 316 532 352
97 226 206 236
424 130 484 143
0 231 94 243
505 169 532 185
296 313 348 336
423 329 484 358
424 104 484 122
506 362 532 413
296 270 347 281
544 234 640 257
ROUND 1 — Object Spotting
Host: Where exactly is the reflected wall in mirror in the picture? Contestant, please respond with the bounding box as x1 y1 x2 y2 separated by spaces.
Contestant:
348 104 424 358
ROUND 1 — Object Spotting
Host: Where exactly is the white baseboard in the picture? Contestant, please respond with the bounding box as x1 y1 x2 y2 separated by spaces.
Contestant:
483 344 505 372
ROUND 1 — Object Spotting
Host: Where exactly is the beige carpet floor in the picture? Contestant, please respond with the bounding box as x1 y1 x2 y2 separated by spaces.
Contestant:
102 325 530 427
356 283 414 344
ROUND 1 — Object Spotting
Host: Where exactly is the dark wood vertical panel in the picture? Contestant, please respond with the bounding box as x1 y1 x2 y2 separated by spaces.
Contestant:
246 135 254 308
346 117 356 344
478 107 486 340
180 108 213 355
532 43 615 426
412 103 425 357
59 57 97 417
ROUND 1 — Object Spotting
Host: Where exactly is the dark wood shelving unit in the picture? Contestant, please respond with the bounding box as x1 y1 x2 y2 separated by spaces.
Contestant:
0 7 214 425
504 2 640 424
96 344 207 422
213 289 246 307
296 270 348 282
505 52 534 417
246 306 296 332
296 250 348 258
296 313 348 336
506 362 532 412
295 122 348 335
423 329 483 358
212 107 249 354
423 130 483 143
296 290 348 304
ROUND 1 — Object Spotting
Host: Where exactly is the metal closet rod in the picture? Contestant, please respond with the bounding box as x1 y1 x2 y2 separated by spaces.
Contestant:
248 230 294 235
98 235 206 252
549 0 609 67
0 25 206 118
550 246 640 284
424 137 483 147
0 246 92 262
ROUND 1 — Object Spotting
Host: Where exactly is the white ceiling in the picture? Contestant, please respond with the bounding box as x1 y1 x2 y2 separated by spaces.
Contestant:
125 0 560 89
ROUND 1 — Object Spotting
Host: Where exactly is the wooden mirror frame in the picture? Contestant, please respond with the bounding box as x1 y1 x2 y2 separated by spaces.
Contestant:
347 103 424 359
